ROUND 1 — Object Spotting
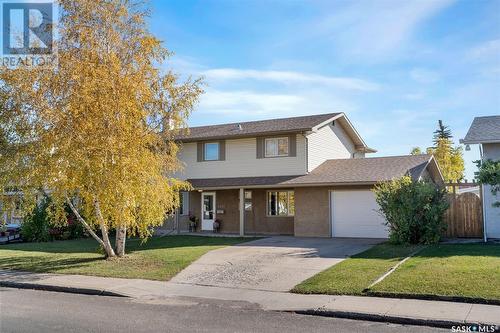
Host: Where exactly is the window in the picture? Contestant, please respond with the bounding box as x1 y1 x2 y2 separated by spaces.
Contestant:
265 137 288 157
244 191 252 211
267 191 294 216
179 191 189 215
204 142 219 161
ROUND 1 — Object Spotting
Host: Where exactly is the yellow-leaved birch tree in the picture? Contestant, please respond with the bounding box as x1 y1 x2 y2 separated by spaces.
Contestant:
0 0 203 257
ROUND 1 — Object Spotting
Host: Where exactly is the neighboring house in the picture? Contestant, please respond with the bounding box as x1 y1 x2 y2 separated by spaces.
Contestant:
462 115 500 240
168 112 443 238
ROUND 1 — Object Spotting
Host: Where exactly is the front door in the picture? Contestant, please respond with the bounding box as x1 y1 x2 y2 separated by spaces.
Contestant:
201 192 216 231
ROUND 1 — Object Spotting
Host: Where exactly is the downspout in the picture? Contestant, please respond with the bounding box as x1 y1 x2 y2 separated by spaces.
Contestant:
304 132 309 173
480 144 487 242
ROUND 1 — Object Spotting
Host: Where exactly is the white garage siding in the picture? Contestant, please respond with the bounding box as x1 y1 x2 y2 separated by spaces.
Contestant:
330 190 389 238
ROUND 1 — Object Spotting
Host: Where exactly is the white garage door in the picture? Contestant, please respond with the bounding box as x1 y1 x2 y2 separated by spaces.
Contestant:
331 190 388 238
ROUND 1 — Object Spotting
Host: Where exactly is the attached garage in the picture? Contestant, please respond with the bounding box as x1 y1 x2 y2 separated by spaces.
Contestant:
330 190 388 238
184 155 444 238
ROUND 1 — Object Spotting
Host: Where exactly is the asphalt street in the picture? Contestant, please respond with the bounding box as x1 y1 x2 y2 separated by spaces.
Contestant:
0 287 447 333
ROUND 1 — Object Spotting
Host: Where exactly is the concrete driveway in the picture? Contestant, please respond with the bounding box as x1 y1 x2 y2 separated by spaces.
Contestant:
171 236 382 292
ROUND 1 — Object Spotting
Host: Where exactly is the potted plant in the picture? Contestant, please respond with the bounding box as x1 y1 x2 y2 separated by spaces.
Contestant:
213 218 222 233
188 214 199 232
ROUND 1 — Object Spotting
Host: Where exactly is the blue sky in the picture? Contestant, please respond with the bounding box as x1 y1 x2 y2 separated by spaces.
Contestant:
148 0 500 179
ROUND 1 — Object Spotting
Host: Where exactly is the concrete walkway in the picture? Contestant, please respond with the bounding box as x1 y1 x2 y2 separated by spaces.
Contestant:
1 270 499 327
172 236 381 292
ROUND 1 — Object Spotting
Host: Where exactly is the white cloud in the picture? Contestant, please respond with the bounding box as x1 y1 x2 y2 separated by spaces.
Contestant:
467 39 500 62
310 0 455 60
402 92 426 100
410 68 440 83
465 39 500 79
202 68 379 91
199 89 305 116
197 88 357 119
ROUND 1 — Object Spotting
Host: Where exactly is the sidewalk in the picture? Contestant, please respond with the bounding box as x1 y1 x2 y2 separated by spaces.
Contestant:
1 269 499 328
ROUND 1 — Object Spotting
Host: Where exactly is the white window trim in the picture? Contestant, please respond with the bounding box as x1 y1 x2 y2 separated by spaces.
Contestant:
266 190 294 217
264 137 289 158
204 142 220 161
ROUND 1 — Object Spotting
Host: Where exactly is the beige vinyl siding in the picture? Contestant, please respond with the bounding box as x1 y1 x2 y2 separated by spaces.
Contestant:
175 134 307 179
306 122 356 172
482 143 500 239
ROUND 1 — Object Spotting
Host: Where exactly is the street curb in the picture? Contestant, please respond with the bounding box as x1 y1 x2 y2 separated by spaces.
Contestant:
294 309 498 329
0 281 129 298
365 291 500 306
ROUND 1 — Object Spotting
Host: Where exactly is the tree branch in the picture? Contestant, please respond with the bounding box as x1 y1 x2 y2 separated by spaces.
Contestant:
65 196 105 248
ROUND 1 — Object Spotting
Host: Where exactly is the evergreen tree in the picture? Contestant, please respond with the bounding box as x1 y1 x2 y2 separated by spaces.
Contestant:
433 120 452 146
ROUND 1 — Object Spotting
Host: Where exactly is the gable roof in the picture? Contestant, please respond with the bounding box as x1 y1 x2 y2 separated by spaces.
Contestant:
462 116 500 144
175 112 376 153
175 113 340 142
188 154 443 189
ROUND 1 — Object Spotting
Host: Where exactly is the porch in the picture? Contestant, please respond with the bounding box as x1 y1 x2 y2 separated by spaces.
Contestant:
166 188 296 236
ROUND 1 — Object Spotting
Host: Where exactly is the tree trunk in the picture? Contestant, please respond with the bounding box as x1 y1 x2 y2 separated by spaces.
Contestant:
66 197 107 249
93 199 116 258
115 225 126 257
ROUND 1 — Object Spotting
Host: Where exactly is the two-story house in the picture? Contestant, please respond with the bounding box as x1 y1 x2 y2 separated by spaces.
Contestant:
169 112 443 238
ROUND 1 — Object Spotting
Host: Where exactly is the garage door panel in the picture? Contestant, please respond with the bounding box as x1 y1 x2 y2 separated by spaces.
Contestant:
331 190 388 238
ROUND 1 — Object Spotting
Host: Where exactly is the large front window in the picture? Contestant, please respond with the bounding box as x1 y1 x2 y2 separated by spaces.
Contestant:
267 191 295 216
265 137 289 157
204 142 219 161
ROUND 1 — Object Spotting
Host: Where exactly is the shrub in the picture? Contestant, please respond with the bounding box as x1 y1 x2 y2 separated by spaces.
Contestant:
21 196 86 242
373 176 449 244
475 159 500 207
21 197 51 242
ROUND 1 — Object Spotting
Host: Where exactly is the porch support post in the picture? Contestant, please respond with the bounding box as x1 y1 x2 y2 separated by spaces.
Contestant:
175 207 180 235
239 188 244 236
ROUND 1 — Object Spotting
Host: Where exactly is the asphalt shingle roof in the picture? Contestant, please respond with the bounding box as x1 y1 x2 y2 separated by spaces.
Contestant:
175 113 340 141
188 154 434 188
463 116 500 144
289 154 433 184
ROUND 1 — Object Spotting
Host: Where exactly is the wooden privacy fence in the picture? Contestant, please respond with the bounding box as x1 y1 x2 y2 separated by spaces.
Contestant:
443 182 483 238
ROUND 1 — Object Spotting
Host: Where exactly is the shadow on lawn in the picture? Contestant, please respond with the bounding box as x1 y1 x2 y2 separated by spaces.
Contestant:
0 256 100 273
410 243 500 259
0 235 250 254
348 243 500 261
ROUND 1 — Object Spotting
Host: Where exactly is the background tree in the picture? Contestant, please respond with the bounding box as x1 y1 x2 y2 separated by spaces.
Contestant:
427 121 464 183
432 119 452 146
410 147 423 155
0 0 203 257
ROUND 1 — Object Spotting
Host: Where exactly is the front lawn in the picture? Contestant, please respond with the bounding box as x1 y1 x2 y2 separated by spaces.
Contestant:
293 243 500 302
0 236 250 281
292 243 420 295
372 244 500 301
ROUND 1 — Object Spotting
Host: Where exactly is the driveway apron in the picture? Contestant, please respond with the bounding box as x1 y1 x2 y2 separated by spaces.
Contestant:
171 236 382 292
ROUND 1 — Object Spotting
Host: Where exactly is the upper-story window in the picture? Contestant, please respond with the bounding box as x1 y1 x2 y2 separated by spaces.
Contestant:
265 137 289 157
204 142 219 161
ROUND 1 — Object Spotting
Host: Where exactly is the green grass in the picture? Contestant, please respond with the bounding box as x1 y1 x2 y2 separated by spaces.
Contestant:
292 243 421 295
293 242 500 301
372 244 500 300
0 236 250 281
